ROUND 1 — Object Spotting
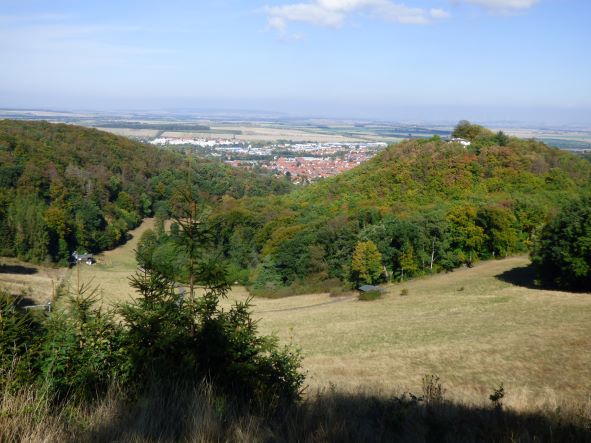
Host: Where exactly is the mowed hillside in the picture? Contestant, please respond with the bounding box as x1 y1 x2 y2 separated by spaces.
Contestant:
225 256 591 409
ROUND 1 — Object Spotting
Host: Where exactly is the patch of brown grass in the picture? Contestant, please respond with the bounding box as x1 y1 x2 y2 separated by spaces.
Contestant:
0 258 66 305
2 380 589 442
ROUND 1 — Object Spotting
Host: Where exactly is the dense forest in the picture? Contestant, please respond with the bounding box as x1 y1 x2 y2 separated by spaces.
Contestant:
2 120 590 292
185 122 590 293
0 120 291 264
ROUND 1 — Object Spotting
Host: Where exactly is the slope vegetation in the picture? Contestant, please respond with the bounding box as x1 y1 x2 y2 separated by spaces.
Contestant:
211 133 591 292
0 120 290 264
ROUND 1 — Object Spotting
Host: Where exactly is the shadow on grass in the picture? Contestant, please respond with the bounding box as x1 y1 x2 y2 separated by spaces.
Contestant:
496 263 590 294
0 264 38 275
495 263 539 290
82 383 591 443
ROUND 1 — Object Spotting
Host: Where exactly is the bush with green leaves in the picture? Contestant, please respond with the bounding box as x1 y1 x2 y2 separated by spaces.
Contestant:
532 195 591 291
359 290 381 301
40 283 129 401
0 291 46 391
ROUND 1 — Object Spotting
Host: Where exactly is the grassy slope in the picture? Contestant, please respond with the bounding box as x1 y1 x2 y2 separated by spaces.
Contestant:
227 256 591 409
66 220 591 410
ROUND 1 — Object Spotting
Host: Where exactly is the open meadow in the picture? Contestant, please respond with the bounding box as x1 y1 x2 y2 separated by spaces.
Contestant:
0 216 582 414
223 257 591 410
0 258 67 305
56 220 591 412
67 218 159 306
0 222 155 307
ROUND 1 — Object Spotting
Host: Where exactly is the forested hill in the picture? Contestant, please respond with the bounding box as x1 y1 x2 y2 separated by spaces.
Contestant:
210 129 591 292
0 120 291 264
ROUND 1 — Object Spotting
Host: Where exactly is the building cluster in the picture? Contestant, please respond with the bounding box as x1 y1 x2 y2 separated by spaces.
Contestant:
276 141 387 154
446 137 471 147
264 156 366 183
149 136 389 183
150 137 238 148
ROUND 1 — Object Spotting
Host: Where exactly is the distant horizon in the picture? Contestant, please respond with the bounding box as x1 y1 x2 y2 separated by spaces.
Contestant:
1 103 591 129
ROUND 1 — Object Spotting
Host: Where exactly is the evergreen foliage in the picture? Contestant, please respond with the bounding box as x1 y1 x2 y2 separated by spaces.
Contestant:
0 198 304 406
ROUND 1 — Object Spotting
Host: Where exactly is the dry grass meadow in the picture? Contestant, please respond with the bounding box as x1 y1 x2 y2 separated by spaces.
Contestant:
0 220 154 306
4 218 590 413
0 258 67 305
223 256 591 410
67 218 159 306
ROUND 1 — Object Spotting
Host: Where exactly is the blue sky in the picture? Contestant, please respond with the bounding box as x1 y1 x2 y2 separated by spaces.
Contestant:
1 0 590 123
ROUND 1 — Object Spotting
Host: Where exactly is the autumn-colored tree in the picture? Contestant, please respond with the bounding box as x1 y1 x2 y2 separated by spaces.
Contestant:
399 246 418 282
350 240 383 286
447 205 485 264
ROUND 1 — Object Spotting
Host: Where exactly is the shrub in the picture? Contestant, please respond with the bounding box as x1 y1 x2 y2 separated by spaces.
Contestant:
120 266 304 405
0 291 46 391
329 284 351 297
359 290 381 301
422 374 445 406
532 194 591 291
251 278 346 298
489 384 505 410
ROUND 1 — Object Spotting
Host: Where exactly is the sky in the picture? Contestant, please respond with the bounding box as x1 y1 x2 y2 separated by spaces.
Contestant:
1 0 590 124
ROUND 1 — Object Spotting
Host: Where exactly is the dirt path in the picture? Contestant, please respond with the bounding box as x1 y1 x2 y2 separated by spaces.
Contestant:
259 295 357 313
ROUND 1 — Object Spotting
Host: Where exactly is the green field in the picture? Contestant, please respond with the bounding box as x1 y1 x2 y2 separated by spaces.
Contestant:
61 219 591 412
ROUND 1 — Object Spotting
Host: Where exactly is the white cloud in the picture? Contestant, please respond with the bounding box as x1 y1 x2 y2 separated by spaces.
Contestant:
265 0 449 36
462 0 539 12
430 8 451 19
